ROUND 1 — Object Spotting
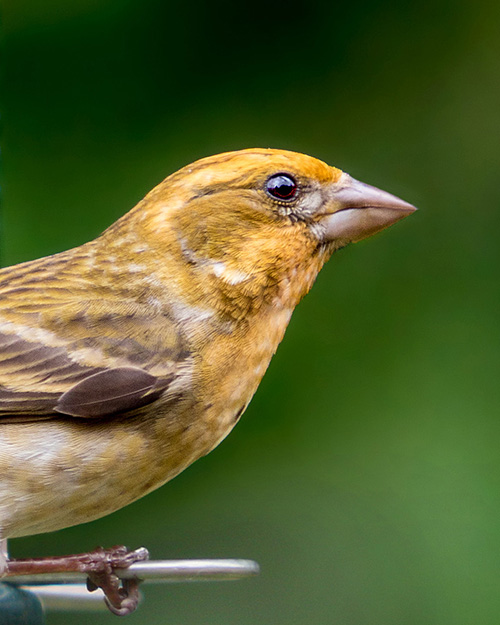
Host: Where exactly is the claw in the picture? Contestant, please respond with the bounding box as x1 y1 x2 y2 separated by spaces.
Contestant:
85 546 149 615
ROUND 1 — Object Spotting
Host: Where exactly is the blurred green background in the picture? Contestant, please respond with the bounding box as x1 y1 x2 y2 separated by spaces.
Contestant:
3 0 500 623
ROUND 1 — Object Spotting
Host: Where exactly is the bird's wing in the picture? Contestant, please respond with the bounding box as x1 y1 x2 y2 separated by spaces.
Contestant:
0 303 191 421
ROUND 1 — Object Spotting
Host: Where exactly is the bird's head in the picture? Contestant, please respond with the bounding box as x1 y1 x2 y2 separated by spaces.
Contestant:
107 149 416 318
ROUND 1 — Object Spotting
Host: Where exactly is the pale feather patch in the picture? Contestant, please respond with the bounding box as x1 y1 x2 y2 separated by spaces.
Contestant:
0 319 64 350
126 263 148 273
308 221 326 241
211 262 250 285
177 236 251 286
168 299 215 325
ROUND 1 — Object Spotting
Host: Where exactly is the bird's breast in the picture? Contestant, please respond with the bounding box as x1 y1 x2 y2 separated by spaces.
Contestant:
196 303 294 453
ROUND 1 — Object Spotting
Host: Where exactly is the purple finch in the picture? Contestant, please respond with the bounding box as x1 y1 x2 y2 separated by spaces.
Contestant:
0 148 416 613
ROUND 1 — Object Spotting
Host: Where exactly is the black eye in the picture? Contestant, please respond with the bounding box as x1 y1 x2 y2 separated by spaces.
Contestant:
265 174 298 201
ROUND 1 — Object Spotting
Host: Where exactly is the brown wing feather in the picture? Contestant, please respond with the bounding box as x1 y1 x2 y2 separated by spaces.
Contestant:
56 367 173 418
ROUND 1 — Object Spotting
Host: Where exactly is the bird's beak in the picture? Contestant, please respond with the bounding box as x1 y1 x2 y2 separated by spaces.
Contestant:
320 173 417 243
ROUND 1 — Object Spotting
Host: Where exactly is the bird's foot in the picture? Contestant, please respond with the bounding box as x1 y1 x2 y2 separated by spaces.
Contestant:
5 545 149 616
85 546 149 615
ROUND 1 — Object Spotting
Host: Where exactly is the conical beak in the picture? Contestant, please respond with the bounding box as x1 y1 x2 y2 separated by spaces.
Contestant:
320 173 417 243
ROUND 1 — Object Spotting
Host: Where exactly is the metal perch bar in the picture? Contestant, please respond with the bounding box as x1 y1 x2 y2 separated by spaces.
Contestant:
6 558 260 585
4 558 260 612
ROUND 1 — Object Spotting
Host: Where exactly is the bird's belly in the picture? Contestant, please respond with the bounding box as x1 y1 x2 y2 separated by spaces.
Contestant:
0 409 205 538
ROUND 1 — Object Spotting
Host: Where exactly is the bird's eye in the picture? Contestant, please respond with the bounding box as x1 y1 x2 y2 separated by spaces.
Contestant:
265 174 298 201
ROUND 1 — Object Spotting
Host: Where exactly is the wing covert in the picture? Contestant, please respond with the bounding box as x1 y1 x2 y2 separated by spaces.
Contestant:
0 316 189 421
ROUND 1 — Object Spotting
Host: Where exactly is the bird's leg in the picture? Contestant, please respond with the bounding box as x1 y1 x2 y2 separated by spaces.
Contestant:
3 545 149 616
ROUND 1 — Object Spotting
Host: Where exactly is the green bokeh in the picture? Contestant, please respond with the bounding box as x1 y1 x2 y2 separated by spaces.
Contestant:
3 1 500 623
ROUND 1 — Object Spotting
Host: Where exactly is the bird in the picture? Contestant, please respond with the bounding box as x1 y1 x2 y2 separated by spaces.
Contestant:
0 148 416 613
